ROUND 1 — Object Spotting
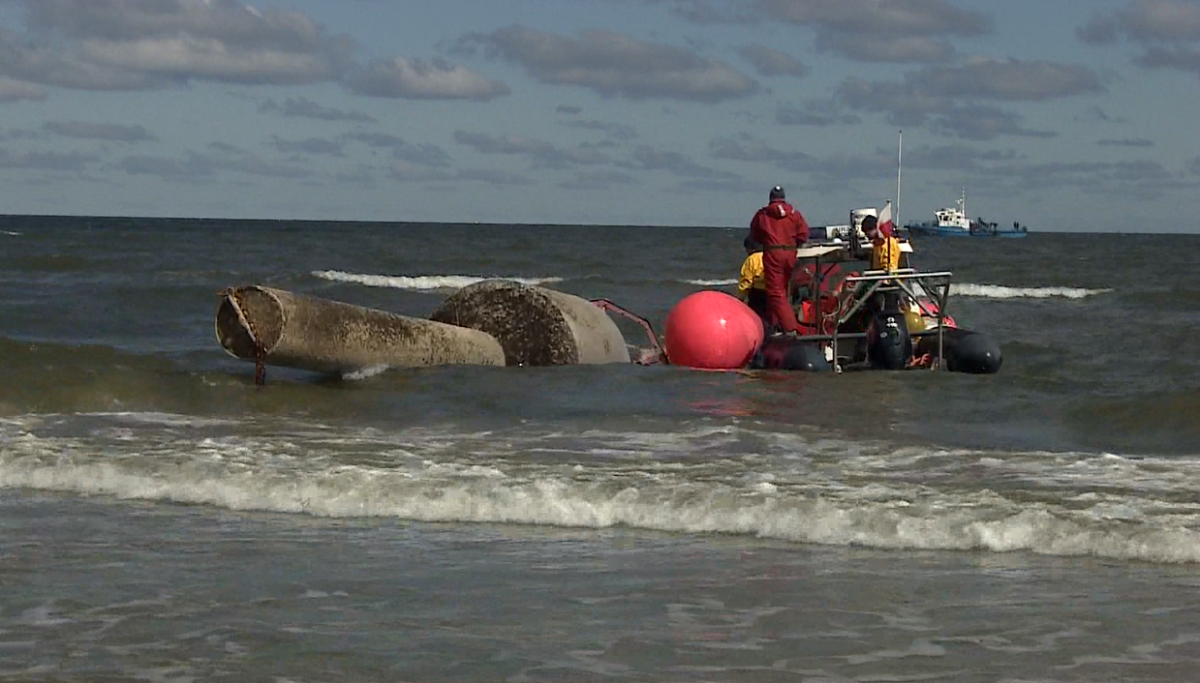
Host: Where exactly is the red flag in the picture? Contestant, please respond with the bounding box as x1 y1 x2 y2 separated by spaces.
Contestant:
878 200 894 237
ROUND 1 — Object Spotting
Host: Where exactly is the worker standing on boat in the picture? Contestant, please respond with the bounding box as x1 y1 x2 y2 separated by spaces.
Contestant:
749 185 809 334
736 234 769 323
862 215 900 272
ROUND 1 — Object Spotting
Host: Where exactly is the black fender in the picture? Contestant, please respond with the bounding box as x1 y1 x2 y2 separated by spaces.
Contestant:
749 336 832 371
915 327 1002 374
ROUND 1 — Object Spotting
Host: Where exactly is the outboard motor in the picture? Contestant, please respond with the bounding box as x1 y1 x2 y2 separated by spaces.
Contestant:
865 295 912 370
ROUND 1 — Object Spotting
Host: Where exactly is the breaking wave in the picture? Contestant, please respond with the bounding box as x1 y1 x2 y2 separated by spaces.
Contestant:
3 414 1199 565
312 270 564 291
683 278 737 286
953 283 1110 299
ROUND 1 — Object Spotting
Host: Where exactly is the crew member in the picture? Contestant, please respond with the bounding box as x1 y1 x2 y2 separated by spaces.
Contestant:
862 215 900 272
736 234 768 322
749 185 809 334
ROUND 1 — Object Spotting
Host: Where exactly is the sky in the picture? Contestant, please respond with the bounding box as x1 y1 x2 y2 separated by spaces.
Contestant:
0 0 1197 232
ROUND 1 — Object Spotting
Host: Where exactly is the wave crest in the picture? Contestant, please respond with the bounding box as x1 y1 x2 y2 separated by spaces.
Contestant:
312 270 564 291
954 283 1109 299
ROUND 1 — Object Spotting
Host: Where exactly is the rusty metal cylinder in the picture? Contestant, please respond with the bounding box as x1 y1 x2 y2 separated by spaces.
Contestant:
215 285 505 374
429 280 631 366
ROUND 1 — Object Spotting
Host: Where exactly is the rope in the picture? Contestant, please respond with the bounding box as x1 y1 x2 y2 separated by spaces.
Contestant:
222 287 268 386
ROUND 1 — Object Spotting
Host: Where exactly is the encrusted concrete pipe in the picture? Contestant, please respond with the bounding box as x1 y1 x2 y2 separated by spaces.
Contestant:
430 280 631 366
216 285 505 377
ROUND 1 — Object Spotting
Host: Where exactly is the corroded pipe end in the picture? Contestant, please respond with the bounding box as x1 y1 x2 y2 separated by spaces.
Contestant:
215 286 284 360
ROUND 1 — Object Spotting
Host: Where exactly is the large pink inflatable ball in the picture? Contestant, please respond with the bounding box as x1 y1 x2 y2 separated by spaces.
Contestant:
664 291 765 369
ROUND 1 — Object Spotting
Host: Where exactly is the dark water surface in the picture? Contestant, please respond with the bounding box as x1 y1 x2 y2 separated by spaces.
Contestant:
2 216 1198 681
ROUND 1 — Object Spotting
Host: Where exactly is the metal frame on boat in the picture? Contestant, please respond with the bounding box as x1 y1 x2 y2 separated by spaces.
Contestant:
789 242 953 372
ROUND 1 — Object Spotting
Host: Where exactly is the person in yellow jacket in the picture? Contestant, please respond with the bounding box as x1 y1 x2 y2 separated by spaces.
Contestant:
862 215 900 272
737 234 769 321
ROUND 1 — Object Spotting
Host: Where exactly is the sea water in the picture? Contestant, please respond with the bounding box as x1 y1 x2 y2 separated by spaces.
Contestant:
2 217 1199 681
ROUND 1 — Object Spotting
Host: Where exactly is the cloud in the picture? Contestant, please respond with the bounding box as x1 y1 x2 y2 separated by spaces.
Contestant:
756 0 990 63
710 134 815 169
461 25 758 102
0 75 46 102
43 120 157 142
1079 1 1200 77
13 0 357 89
0 147 97 171
387 165 456 183
343 57 509 100
343 132 451 167
1079 1 1200 45
738 45 807 77
776 100 861 126
1133 46 1200 75
560 119 639 142
964 157 1190 204
455 167 533 186
910 59 1104 101
624 144 741 180
901 143 1005 171
453 130 610 170
454 130 556 156
558 169 638 190
932 105 1056 141
113 152 218 180
115 149 312 181
268 136 344 157
258 97 377 123
1 0 513 101
813 33 955 64
837 58 1104 139
1096 138 1154 147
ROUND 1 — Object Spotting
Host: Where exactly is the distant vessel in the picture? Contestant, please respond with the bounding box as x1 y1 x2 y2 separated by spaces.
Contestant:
903 189 1028 238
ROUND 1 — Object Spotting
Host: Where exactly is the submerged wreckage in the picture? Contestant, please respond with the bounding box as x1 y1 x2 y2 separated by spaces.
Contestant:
215 233 1001 384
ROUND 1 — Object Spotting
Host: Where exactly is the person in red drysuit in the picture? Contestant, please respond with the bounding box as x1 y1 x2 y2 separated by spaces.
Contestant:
749 185 810 334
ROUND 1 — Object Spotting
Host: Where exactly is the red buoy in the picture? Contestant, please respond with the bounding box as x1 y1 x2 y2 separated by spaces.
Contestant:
664 291 765 369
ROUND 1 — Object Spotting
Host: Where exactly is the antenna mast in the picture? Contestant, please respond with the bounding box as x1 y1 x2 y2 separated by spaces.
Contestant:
895 130 902 229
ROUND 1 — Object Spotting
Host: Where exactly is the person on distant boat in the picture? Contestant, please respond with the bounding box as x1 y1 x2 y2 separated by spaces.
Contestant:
749 185 809 335
736 234 769 322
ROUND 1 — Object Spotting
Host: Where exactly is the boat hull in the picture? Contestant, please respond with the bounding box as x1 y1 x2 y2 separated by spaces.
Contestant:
904 225 1028 238
905 224 972 237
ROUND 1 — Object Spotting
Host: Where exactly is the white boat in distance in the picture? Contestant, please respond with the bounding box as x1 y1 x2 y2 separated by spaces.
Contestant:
904 189 1028 238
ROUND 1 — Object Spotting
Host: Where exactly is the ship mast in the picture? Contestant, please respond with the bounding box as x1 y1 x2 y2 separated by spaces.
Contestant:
895 131 902 229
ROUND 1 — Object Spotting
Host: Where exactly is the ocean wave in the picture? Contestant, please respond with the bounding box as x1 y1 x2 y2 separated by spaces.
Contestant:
311 270 564 291
4 416 1199 565
676 281 1107 298
953 283 1110 299
683 278 737 286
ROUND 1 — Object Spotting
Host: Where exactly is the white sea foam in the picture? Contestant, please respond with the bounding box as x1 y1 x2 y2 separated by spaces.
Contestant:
4 416 1199 564
1 230 19 236
678 280 1107 299
311 270 563 291
342 365 390 381
684 278 737 287
952 283 1110 299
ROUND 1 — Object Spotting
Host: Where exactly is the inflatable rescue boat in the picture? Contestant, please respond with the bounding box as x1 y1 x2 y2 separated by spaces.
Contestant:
655 229 1002 374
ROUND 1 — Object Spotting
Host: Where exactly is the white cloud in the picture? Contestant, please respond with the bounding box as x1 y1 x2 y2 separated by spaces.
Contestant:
463 25 759 102
344 57 509 100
